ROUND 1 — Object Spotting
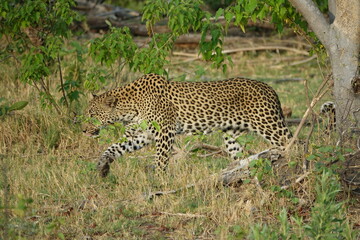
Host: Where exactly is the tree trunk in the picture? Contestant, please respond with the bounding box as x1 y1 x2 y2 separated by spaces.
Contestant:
329 36 360 141
328 0 360 141
289 0 360 144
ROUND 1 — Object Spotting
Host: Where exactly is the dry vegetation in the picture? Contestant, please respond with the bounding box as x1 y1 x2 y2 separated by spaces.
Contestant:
1 34 359 239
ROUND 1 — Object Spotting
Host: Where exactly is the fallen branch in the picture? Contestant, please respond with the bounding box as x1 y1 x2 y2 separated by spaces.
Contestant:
144 149 283 199
222 46 309 56
220 149 281 186
172 45 309 60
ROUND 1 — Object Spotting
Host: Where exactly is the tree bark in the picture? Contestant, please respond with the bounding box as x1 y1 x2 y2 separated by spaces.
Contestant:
329 0 360 140
288 0 360 143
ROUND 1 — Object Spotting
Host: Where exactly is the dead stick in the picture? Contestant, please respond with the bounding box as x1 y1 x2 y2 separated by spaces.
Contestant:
290 55 317 66
192 143 223 152
159 211 206 218
281 172 311 190
145 183 196 200
285 76 330 151
285 90 329 151
198 150 224 158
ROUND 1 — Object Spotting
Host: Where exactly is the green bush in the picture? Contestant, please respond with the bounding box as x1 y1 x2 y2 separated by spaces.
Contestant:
248 170 358 240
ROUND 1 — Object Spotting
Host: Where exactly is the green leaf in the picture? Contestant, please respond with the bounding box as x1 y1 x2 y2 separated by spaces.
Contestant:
139 120 148 130
105 19 112 27
288 161 297 168
151 121 161 132
58 232 65 240
8 101 28 111
279 7 287 18
317 146 333 153
215 8 224 20
245 0 258 13
224 11 234 24
0 106 9 116
306 154 317 161
257 5 267 19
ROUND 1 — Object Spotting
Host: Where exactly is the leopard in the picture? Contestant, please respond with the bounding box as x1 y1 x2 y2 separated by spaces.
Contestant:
83 73 292 177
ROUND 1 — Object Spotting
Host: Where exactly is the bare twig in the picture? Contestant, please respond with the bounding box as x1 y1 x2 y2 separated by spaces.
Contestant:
289 55 317 66
58 54 69 109
304 116 315 148
198 150 224 158
191 143 224 153
35 76 62 115
281 172 311 190
285 75 331 151
303 79 316 155
0 55 11 63
347 165 360 169
145 183 196 200
159 211 206 218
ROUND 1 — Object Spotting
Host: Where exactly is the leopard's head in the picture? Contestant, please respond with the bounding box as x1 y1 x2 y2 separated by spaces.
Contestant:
82 94 119 136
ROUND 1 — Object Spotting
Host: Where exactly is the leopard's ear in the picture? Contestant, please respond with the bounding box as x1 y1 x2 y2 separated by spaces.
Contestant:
103 95 118 108
92 93 97 98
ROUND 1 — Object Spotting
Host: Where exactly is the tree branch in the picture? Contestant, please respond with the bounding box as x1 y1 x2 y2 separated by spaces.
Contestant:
288 0 331 49
58 54 69 109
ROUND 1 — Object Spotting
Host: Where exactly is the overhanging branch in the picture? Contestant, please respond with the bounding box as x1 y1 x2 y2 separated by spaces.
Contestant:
288 0 331 49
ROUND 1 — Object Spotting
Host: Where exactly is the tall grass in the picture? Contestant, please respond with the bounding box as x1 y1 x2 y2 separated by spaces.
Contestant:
1 36 358 239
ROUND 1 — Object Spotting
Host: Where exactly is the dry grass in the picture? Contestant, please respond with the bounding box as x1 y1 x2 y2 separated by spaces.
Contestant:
1 35 359 239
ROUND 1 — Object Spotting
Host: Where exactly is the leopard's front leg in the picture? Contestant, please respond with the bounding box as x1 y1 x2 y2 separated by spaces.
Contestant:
97 129 154 177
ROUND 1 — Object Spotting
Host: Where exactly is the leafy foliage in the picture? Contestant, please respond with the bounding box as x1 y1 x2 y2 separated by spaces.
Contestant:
0 194 38 239
0 0 82 113
1 0 328 114
0 98 28 116
249 171 356 239
90 26 137 67
89 0 229 74
306 145 351 172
